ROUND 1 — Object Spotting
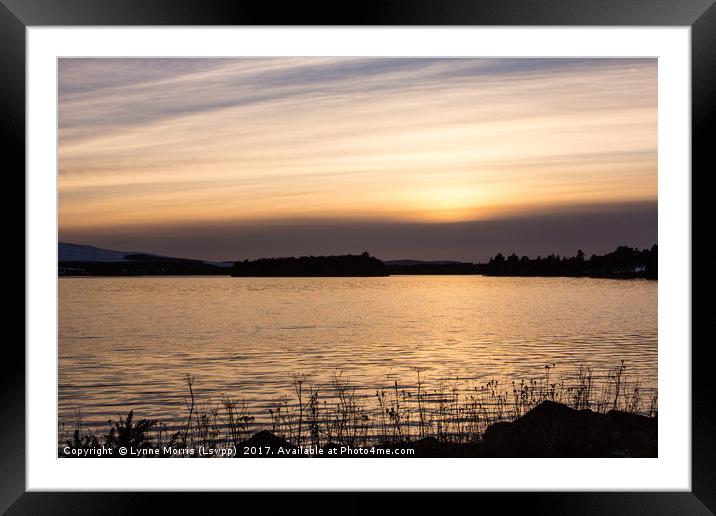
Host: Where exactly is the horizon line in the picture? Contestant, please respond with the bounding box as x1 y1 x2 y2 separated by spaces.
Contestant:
58 240 657 265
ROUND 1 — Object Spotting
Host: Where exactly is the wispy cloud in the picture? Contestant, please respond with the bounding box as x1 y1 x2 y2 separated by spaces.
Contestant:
58 58 657 259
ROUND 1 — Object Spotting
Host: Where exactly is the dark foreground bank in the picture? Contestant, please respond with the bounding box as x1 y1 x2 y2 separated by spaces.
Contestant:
60 401 656 458
235 401 656 458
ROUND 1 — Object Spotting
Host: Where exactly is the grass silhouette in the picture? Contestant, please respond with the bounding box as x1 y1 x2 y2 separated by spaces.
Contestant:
59 361 656 457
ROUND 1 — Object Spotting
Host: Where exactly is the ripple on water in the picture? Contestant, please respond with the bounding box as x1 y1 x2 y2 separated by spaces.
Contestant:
59 276 657 431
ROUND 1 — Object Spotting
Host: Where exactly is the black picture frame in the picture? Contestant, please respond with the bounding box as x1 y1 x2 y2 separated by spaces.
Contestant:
2 0 711 513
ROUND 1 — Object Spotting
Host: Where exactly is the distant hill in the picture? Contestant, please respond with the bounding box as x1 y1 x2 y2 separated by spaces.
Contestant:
59 243 233 266
59 243 231 276
59 242 138 262
384 259 480 275
384 259 463 266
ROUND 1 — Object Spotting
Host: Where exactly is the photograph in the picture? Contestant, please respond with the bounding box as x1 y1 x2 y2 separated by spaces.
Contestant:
57 56 659 459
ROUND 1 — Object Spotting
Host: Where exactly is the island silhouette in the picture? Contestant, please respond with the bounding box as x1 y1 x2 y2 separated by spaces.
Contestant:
231 251 388 277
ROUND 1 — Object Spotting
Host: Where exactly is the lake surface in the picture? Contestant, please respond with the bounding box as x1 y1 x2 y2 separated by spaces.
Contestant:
59 276 657 432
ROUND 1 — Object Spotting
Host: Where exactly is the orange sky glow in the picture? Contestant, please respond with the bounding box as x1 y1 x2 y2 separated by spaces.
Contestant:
58 58 657 261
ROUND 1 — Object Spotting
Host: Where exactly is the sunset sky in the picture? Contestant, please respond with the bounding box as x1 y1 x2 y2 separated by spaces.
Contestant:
58 58 657 261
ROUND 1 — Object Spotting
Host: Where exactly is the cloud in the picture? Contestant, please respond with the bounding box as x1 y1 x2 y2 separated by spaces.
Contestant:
58 57 657 258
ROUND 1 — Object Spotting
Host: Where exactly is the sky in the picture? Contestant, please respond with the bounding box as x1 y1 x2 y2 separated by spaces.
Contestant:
58 58 657 262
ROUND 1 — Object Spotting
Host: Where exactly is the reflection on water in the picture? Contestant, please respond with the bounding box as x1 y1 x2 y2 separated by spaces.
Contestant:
59 276 657 430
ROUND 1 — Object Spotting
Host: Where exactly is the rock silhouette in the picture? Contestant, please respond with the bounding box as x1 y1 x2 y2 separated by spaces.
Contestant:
479 401 657 457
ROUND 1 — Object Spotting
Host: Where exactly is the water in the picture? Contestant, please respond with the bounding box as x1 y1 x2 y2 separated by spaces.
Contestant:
59 276 657 432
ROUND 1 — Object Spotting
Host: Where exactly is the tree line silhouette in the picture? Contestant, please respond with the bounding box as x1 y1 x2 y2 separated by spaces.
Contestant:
481 245 657 278
229 245 656 278
230 251 389 277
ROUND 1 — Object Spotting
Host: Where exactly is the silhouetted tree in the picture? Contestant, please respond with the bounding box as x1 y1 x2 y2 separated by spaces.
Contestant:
481 245 657 279
231 252 388 277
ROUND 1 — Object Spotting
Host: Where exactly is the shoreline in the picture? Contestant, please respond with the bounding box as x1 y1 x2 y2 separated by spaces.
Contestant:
58 273 658 279
58 244 658 279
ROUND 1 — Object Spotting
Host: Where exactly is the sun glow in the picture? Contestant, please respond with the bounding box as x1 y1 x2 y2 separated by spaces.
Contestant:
58 57 657 258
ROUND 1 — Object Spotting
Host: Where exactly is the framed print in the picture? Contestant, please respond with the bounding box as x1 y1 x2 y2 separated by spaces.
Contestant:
3 0 713 513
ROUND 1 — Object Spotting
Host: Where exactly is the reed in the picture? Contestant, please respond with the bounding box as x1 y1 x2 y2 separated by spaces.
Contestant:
59 361 657 456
